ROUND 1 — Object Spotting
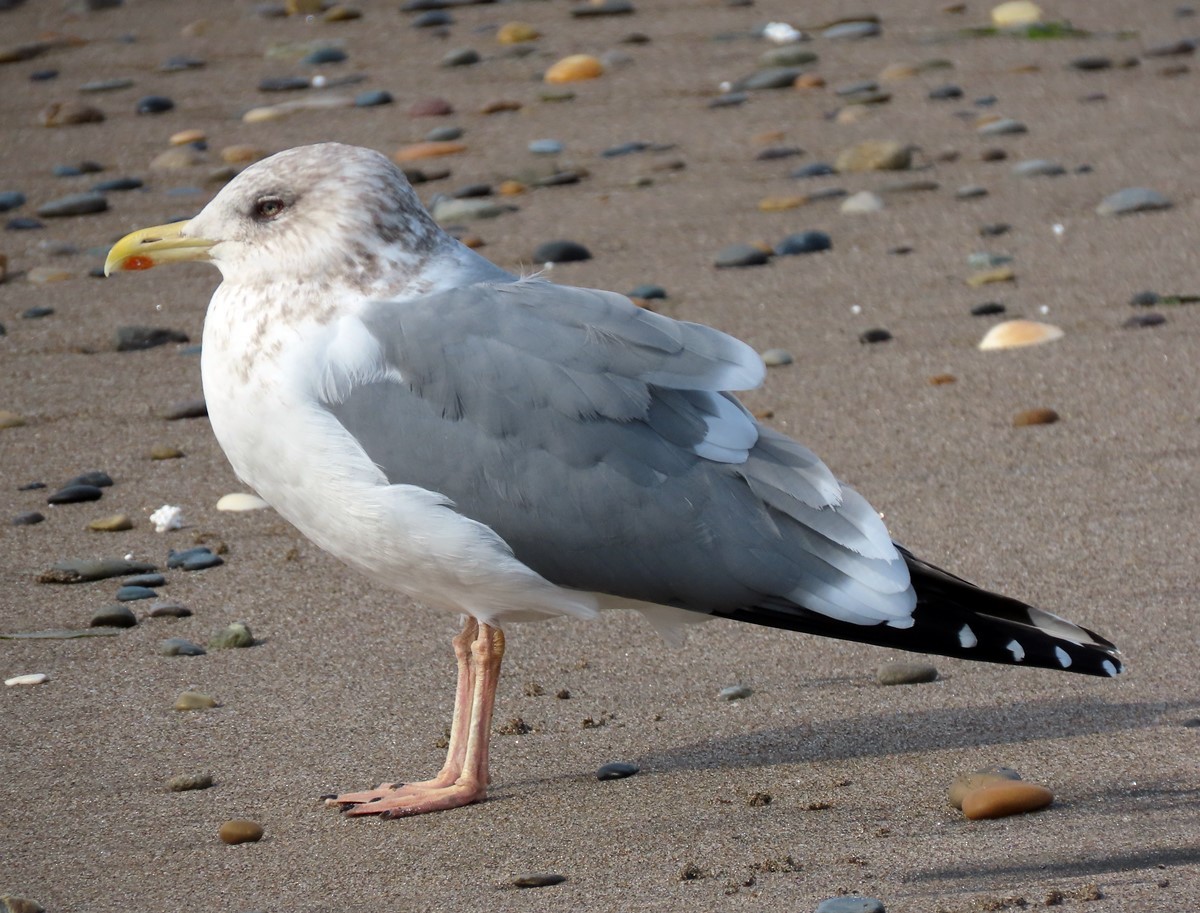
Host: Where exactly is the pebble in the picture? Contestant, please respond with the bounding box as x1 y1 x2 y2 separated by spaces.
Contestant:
735 66 806 91
259 76 310 92
442 48 481 68
533 240 591 263
761 348 794 367
859 328 893 344
928 84 964 100
174 690 218 711
168 547 224 571
775 230 831 255
529 139 564 155
80 77 134 94
88 514 133 532
409 97 454 117
23 306 55 318
116 326 190 351
1124 312 1166 329
627 284 666 300
354 89 392 107
992 0 1042 27
975 117 1027 136
221 144 266 165
242 94 356 122
148 601 192 618
47 484 104 505
0 191 25 212
216 492 270 511
25 267 70 284
840 191 884 214
394 141 467 162
7 217 44 230
1011 159 1065 178
815 898 886 913
971 301 1006 316
116 585 157 601
966 266 1015 287
791 162 836 178
209 622 254 649
162 398 207 420
151 147 205 171
714 244 770 268
1096 187 1172 216
823 20 880 40
136 95 175 115
955 184 988 199
497 22 540 44
836 140 911 173
12 511 45 526
0 897 46 913
571 0 634 15
218 820 264 845
91 176 143 192
760 47 818 68
39 101 105 126
1 410 27 428
159 636 206 656
929 373 957 385
37 192 108 218
978 319 1063 350
167 773 214 791
5 673 50 687
431 198 513 222
1012 407 1060 427
39 557 156 584
302 46 347 66
545 54 603 83
718 684 753 700
511 874 567 889
877 662 938 685
596 761 639 780
90 604 137 628
160 55 205 72
411 10 452 28
962 781 1054 819
948 766 1023 808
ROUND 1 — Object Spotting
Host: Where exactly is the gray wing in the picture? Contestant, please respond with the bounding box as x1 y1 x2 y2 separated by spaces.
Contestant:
323 278 914 625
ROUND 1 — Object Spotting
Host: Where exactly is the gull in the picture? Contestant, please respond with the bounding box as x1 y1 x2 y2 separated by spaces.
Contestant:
106 143 1122 818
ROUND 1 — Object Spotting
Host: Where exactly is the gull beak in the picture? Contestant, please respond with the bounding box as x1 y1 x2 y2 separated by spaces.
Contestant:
104 220 216 276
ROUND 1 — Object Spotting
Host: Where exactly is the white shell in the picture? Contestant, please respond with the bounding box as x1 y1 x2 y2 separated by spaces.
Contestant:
978 319 1064 351
216 492 271 512
6 673 50 687
149 504 185 532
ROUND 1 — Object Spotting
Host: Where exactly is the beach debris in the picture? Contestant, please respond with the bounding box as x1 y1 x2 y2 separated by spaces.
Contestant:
978 319 1063 350
150 504 185 532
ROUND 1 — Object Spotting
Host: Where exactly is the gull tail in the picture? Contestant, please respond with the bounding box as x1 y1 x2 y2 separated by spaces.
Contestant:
711 544 1123 678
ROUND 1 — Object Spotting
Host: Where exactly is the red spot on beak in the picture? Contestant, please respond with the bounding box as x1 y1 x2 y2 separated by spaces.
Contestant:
124 255 155 271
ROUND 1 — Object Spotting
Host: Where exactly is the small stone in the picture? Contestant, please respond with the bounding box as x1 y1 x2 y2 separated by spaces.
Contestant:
218 819 264 844
47 484 104 505
150 445 185 461
877 662 938 685
497 21 540 44
479 99 521 115
966 266 1015 287
302 46 347 66
528 138 564 155
1012 407 1060 427
0 898 44 913
0 191 26 212
991 0 1042 27
714 244 770 268
955 184 988 200
393 141 467 163
978 319 1063 350
628 284 666 300
835 140 911 173
718 684 753 701
1070 55 1113 71
511 874 567 889
12 511 45 526
160 55 205 72
174 690 218 711
928 373 957 385
148 601 192 618
116 585 156 601
354 89 392 107
975 117 1027 136
116 326 190 351
1096 187 1172 216
91 176 143 192
1124 312 1166 329
1011 158 1065 178
169 547 224 571
209 621 254 649
979 222 1011 236
823 20 880 39
533 240 591 263
409 97 454 117
39 101 105 127
570 0 634 15
948 766 1023 808
928 83 964 99
80 77 134 93
162 398 207 420
259 76 311 92
431 198 513 222
441 48 481 68
971 301 1006 316
815 896 886 913
159 636 205 656
220 144 267 165
859 328 893 344
791 162 836 179
136 95 175 115
151 147 206 171
39 557 156 583
168 772 214 791
545 54 603 83
775 230 831 255
216 492 270 511
125 574 165 588
840 191 884 214
37 192 108 218
90 604 137 628
88 514 133 532
962 781 1053 819
5 674 50 688
761 348 794 367
596 761 639 780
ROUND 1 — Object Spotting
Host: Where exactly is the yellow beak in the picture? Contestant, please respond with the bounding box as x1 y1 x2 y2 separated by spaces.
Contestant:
104 220 216 276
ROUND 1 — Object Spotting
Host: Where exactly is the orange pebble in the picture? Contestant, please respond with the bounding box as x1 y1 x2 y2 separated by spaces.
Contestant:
393 141 467 163
545 54 604 84
961 782 1053 819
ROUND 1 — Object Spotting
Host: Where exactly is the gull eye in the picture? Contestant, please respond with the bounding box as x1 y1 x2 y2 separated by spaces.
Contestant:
252 197 287 221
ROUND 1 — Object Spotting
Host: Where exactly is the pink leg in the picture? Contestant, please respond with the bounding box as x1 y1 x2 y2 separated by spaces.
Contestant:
326 618 505 817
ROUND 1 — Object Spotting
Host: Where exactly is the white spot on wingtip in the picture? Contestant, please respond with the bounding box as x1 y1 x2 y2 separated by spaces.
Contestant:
1055 646 1072 668
958 624 977 649
1007 639 1025 661
1102 659 1118 677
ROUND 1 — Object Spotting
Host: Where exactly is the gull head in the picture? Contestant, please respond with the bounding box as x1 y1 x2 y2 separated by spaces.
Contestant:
106 143 443 289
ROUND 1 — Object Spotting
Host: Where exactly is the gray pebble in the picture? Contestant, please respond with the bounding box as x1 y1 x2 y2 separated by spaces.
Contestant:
167 547 224 571
148 601 192 618
860 328 893 344
425 125 463 142
971 301 1006 316
601 140 653 157
955 184 989 199
90 604 137 628
791 161 836 178
759 46 817 68
734 66 806 91
23 307 54 319
37 192 108 218
719 684 753 701
928 84 963 100
80 77 134 93
877 662 939 685
159 636 206 656
91 176 143 192
116 326 190 351
714 244 770 268
354 89 393 107
136 95 175 115
1096 187 1172 216
596 761 639 780
125 573 165 587
47 484 103 505
39 557 156 584
775 230 831 255
533 240 591 263
12 511 46 526
755 145 804 161
259 76 311 92
707 92 748 108
627 284 667 299
815 897 886 913
411 10 453 27
1071 55 1113 70
1011 159 1066 178
7 217 44 230
967 251 1012 268
65 471 112 488
761 348 794 367
162 398 207 420
1124 312 1166 328
823 20 880 39
0 191 26 212
302 47 347 66
570 0 634 16
160 55 205 72
116 585 157 602
441 48 481 67
431 198 513 222
976 117 1027 136
528 138 564 155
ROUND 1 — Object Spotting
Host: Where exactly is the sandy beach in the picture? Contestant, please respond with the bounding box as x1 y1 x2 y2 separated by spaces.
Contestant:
2 0 1198 910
